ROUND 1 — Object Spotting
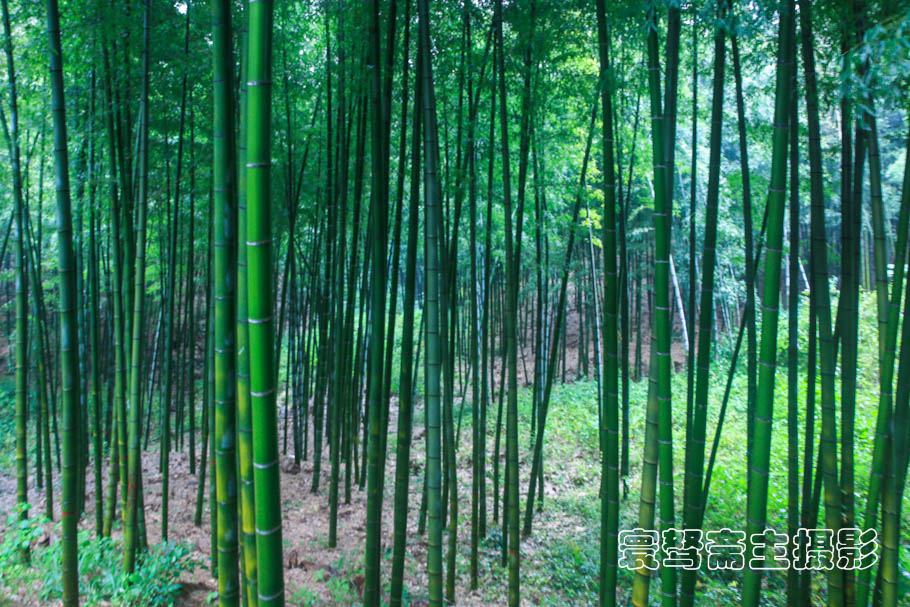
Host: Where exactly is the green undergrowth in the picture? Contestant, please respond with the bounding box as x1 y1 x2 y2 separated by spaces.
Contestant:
0 382 14 471
454 289 909 605
0 506 199 606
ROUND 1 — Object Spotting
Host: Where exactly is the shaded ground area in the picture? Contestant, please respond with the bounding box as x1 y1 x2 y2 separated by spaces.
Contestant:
0 377 610 606
5 298 895 606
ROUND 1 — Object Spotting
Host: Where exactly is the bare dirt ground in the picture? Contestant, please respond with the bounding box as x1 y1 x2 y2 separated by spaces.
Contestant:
0 391 598 607
0 291 690 606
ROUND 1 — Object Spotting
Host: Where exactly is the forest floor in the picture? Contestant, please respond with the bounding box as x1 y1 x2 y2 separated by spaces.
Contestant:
1 292 907 606
0 373 615 606
0 290 677 606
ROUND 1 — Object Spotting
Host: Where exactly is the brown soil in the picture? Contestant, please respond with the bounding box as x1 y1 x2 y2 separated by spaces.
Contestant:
0 385 607 607
0 287 689 606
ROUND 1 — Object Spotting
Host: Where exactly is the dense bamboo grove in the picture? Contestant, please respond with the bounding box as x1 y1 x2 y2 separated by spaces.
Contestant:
0 0 909 606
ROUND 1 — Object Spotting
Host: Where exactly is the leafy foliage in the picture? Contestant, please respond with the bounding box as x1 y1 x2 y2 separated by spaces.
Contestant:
0 508 199 607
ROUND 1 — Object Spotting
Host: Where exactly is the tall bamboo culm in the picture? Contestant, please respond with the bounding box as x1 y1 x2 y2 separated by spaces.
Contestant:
212 0 240 603
743 2 795 605
235 3 258 605
594 1 620 605
45 0 82 602
124 0 151 577
246 0 285 603
417 0 444 602
2 0 29 564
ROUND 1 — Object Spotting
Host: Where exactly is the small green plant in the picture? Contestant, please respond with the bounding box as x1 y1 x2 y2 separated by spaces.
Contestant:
113 540 199 605
539 535 599 599
291 586 321 606
325 575 355 605
313 565 358 605
0 505 47 597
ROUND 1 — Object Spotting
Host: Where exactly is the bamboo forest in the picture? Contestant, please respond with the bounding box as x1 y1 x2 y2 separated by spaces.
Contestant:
2 0 910 605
